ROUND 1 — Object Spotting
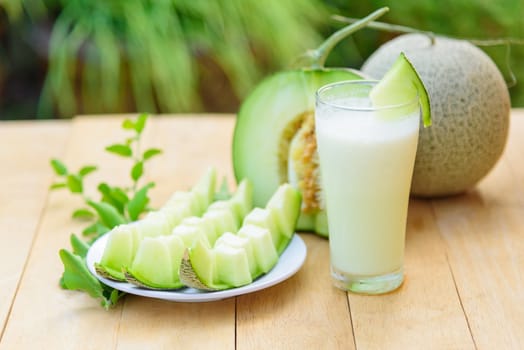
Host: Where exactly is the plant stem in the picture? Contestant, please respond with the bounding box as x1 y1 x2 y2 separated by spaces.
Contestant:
333 15 524 47
332 15 436 44
311 7 389 68
333 15 524 88
132 132 142 193
467 38 524 46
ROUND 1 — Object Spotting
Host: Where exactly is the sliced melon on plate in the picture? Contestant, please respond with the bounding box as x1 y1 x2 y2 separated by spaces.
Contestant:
237 225 279 274
242 208 282 253
125 235 186 290
179 183 302 291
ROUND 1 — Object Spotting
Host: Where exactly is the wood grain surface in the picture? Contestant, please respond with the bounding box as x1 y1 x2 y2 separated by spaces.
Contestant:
0 111 523 349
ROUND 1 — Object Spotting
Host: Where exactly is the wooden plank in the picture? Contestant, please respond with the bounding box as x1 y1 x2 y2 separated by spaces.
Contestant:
433 203 524 349
1 115 239 349
0 117 131 349
116 297 235 350
348 200 475 349
237 233 355 349
471 110 524 207
499 111 524 204
144 115 238 205
432 112 524 349
115 115 236 349
1 111 522 349
0 120 70 335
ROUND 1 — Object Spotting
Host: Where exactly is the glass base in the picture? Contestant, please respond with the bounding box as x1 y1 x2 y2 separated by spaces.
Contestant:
331 266 404 295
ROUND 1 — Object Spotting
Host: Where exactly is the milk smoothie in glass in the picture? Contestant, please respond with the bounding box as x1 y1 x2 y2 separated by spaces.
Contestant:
315 80 420 294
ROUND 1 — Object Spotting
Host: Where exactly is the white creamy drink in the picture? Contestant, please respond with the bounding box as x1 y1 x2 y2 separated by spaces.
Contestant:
315 81 420 294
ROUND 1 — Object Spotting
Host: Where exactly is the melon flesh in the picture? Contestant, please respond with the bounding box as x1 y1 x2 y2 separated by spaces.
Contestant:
126 235 185 289
202 209 238 242
362 34 510 197
243 208 283 253
179 183 301 290
215 232 257 276
237 225 279 274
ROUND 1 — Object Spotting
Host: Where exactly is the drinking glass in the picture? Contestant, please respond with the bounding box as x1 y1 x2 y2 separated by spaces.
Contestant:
315 80 420 294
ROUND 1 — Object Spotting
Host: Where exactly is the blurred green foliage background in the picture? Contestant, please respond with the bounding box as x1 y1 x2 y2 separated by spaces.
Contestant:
0 0 522 120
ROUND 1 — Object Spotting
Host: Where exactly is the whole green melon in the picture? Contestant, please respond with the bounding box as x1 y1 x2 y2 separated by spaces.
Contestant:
362 34 510 197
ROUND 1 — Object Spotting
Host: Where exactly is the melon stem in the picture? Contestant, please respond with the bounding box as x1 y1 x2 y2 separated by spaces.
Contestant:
311 7 389 69
333 16 524 88
333 15 524 47
332 15 436 45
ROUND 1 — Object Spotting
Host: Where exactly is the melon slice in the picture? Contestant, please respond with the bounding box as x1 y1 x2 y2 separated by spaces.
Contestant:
238 225 279 274
171 222 212 248
179 226 279 290
164 191 202 216
179 183 301 290
266 183 302 239
190 166 218 215
178 216 216 245
242 208 282 253
138 211 173 236
202 209 238 243
125 235 185 290
179 238 217 291
370 52 431 127
214 244 253 288
228 179 254 223
95 167 217 281
121 178 254 290
206 179 253 227
95 224 137 280
215 232 257 277
157 201 192 228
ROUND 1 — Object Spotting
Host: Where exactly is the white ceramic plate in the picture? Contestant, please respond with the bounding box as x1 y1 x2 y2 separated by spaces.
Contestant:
86 233 307 302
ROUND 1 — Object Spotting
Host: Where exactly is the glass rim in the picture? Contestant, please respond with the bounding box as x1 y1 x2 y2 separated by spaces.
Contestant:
315 79 419 112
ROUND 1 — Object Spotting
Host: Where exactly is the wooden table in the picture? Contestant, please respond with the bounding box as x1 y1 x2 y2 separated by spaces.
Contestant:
0 111 523 349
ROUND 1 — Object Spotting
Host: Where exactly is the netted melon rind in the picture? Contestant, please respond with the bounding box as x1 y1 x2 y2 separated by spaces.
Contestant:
362 34 510 197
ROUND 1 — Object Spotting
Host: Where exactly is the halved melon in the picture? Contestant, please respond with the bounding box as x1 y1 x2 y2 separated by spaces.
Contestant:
233 69 363 236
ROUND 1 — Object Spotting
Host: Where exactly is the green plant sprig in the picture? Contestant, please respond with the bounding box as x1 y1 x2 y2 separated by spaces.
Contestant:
50 113 162 239
51 113 162 308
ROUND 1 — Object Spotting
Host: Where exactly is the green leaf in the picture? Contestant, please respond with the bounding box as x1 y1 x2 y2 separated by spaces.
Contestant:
98 183 116 207
50 182 67 190
70 233 90 258
105 144 132 157
134 113 148 133
50 159 68 176
72 208 95 220
67 174 83 193
58 249 104 299
59 249 121 308
97 183 129 214
125 136 137 146
79 165 98 177
98 183 111 194
82 221 110 237
122 118 136 130
87 200 127 229
131 161 143 182
59 275 66 289
110 187 130 205
106 288 126 308
127 182 155 221
143 148 162 161
214 176 232 201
